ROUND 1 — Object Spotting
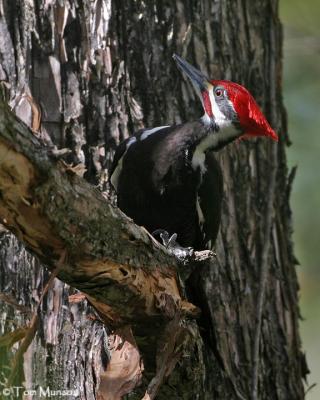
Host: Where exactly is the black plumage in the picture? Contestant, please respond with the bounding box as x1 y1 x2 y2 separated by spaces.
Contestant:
110 121 223 250
109 54 278 251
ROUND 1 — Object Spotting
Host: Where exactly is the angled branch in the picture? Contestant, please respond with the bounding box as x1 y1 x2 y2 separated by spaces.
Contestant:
0 98 200 382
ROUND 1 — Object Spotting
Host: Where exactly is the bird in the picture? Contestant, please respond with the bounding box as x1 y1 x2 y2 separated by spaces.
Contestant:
109 54 278 251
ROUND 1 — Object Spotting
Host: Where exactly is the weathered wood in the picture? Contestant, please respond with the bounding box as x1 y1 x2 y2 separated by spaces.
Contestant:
0 95 205 385
0 89 205 398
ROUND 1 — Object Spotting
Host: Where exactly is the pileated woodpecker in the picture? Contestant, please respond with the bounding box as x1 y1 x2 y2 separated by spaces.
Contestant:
110 55 278 250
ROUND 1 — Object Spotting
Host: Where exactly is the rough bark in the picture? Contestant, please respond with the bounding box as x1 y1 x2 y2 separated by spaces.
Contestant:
0 1 307 400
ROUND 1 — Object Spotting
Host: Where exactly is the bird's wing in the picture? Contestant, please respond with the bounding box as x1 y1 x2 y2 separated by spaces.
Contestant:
109 139 129 179
109 126 171 191
197 152 223 249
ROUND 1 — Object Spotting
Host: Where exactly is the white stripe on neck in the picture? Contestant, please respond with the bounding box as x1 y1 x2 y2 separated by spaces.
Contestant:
140 126 170 141
191 123 238 173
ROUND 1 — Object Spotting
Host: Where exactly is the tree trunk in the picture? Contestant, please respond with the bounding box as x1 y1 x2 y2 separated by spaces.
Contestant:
0 1 307 400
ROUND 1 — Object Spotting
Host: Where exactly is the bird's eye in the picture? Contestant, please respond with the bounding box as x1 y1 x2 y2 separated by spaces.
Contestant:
215 88 223 97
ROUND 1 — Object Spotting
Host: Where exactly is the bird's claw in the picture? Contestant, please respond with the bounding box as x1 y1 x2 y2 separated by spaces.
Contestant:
152 229 175 247
152 229 194 263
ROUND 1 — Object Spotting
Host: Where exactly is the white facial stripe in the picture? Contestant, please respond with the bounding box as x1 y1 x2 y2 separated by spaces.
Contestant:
192 134 219 173
192 149 206 173
201 113 212 126
218 124 240 141
140 125 170 141
208 89 230 128
192 95 240 173
196 196 205 224
192 123 239 168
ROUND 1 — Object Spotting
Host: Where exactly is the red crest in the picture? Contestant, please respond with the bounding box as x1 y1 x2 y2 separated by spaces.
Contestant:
211 80 278 141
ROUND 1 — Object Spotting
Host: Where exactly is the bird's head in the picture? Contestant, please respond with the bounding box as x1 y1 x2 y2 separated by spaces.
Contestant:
173 54 278 144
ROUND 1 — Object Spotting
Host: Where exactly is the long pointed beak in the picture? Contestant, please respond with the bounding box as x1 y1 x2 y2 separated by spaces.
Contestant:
173 54 215 126
173 54 212 93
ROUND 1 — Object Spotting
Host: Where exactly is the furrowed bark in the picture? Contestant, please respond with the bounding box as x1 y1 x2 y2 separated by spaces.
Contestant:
0 93 205 398
0 93 198 341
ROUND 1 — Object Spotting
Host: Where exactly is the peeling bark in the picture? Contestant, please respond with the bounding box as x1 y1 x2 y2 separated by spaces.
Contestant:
0 97 203 394
0 1 307 400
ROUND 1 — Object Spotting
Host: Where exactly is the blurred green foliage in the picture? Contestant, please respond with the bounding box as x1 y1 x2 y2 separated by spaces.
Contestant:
280 0 320 398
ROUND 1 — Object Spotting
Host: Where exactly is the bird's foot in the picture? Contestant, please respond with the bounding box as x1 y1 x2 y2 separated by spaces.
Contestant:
152 229 194 263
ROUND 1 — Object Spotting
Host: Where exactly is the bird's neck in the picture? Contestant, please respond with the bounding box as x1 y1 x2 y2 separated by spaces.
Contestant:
190 117 241 173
